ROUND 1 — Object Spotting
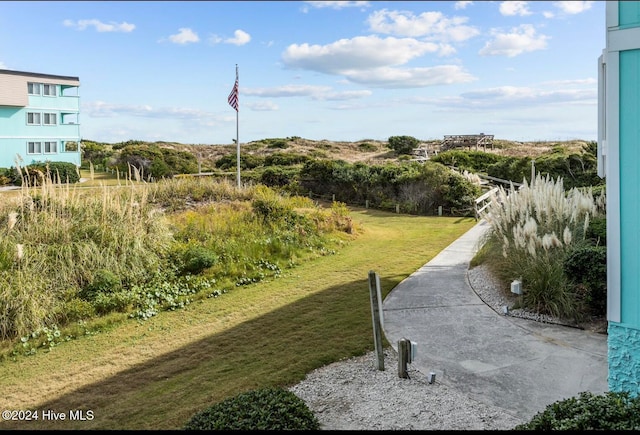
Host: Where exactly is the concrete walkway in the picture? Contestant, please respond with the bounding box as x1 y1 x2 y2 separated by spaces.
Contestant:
382 219 608 421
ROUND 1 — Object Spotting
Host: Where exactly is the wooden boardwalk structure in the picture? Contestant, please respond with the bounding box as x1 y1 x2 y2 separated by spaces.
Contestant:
411 133 494 162
441 133 494 151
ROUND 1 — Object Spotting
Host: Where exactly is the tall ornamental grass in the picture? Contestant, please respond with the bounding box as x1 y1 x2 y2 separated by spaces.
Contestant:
481 174 606 320
0 174 172 340
0 171 357 343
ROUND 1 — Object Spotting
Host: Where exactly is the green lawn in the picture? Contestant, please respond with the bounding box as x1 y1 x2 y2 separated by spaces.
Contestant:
0 207 476 430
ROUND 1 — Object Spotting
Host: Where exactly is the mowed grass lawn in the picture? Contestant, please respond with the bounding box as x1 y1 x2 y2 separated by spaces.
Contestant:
0 207 476 430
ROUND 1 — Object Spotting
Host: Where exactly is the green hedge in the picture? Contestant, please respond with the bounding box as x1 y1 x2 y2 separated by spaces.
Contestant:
184 387 320 430
515 391 640 430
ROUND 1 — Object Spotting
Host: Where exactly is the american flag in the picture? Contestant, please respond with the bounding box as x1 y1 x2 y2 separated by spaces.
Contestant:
228 68 238 112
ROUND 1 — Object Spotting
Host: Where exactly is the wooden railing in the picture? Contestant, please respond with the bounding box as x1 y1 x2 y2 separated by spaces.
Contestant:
474 187 498 221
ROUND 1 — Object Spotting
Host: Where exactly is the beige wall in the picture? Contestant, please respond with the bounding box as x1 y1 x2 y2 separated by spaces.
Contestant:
0 71 80 106
0 73 28 106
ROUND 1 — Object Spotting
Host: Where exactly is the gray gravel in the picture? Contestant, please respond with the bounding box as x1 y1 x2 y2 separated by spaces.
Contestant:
288 264 538 430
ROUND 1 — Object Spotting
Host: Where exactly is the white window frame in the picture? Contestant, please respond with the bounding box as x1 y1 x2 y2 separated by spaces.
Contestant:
26 112 41 125
27 141 42 154
44 141 57 154
28 82 41 95
42 84 56 96
43 113 57 125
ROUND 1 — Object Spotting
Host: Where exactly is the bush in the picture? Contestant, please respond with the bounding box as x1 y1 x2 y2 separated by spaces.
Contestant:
181 245 218 275
81 269 122 301
431 150 503 172
563 244 607 316
388 135 420 155
264 152 309 166
215 153 265 170
114 144 198 178
183 387 320 430
10 162 80 186
586 216 606 245
260 166 297 187
515 391 640 430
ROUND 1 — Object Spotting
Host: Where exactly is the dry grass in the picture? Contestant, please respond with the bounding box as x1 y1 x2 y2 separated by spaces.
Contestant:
158 137 591 169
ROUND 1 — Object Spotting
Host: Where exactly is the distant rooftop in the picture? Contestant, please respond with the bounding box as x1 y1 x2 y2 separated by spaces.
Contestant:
0 69 79 82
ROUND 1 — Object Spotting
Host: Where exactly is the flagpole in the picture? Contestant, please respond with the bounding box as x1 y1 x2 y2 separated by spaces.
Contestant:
227 64 240 188
235 64 240 188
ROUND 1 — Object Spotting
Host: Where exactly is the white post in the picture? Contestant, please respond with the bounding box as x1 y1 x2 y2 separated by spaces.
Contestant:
531 159 535 185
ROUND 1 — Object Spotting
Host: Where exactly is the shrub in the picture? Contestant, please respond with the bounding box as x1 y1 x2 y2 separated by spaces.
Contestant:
183 387 320 430
61 297 96 321
92 290 134 315
563 244 607 316
261 138 289 149
264 152 309 166
358 142 377 151
114 144 198 178
388 135 420 155
260 166 298 187
586 216 606 245
215 153 265 170
442 170 482 210
10 162 80 186
431 150 504 172
515 391 640 430
81 269 122 301
181 245 218 275
252 194 296 226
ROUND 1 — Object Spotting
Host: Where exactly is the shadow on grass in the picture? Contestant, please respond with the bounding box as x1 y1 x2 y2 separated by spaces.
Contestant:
0 274 406 430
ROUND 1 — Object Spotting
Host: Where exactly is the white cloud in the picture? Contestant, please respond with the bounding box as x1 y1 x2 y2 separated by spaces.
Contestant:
63 19 135 32
367 9 480 42
245 101 279 111
225 29 251 46
242 84 332 98
425 85 596 110
0 61 6 69
479 24 549 57
83 101 214 119
344 65 477 88
312 90 373 100
168 28 200 44
282 35 440 73
241 84 372 103
281 35 477 88
499 1 532 17
553 1 594 15
304 1 370 10
540 78 597 87
454 1 473 10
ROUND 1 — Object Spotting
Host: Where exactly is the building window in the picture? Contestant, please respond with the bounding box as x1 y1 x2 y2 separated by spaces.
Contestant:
26 112 41 125
27 141 42 154
28 82 41 95
42 84 56 96
64 141 79 152
43 113 57 125
44 141 57 154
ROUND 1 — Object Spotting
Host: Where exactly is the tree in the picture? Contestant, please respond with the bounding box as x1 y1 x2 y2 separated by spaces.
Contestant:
388 135 420 155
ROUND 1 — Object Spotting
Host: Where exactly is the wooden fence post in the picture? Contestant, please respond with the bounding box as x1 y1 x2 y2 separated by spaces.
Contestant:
398 338 409 378
368 270 385 371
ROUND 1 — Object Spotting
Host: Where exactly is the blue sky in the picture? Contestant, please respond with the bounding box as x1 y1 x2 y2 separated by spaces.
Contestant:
0 1 605 145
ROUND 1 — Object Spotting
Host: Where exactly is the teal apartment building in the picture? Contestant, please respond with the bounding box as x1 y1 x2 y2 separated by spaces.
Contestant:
599 1 640 395
0 69 81 169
